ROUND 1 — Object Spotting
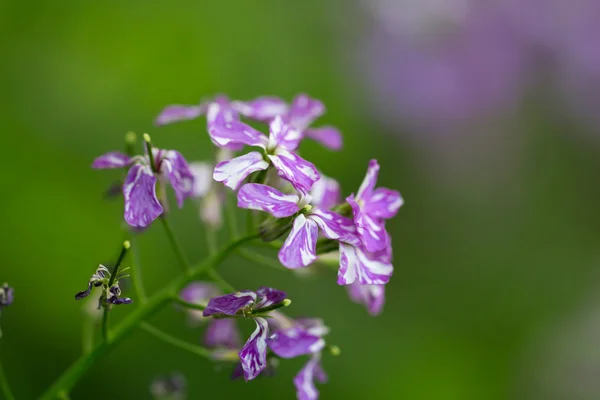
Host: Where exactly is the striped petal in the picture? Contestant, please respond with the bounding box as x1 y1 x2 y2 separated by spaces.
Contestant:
347 283 386 316
213 152 269 190
123 164 163 228
287 94 325 131
207 103 267 149
154 104 207 126
268 326 325 359
92 152 131 169
269 149 320 192
269 116 302 151
310 174 341 209
254 287 287 309
202 291 257 317
238 317 269 381
308 208 360 245
237 183 300 218
337 242 393 285
356 159 379 201
294 355 328 400
365 188 404 219
231 96 289 122
278 214 319 269
160 150 194 208
348 196 390 252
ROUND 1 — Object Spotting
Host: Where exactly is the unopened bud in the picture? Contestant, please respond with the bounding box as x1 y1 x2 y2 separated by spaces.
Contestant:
329 345 341 356
259 216 294 242
282 299 292 307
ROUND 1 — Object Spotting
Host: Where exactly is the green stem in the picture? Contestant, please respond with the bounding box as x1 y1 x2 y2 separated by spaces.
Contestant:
0 359 15 400
39 233 259 400
160 216 190 273
102 242 131 341
172 297 206 312
225 196 239 240
140 322 212 359
129 235 147 303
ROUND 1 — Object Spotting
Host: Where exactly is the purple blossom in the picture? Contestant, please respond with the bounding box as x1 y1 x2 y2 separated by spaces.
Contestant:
93 147 194 228
202 287 287 381
346 282 386 316
237 183 357 269
337 241 394 285
347 160 403 253
212 115 320 192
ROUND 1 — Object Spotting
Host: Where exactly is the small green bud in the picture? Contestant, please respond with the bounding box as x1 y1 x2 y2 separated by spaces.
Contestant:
282 299 292 307
329 345 341 356
259 215 295 242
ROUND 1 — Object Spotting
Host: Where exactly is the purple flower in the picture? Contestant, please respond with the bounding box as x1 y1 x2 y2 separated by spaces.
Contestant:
202 287 287 381
337 241 394 285
75 265 132 306
347 160 403 253
212 115 320 192
346 282 386 316
179 282 241 350
233 93 343 151
0 283 14 309
93 146 194 228
268 316 330 400
237 183 357 269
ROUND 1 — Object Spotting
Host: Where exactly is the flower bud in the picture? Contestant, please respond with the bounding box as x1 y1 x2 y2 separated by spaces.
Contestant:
259 215 294 242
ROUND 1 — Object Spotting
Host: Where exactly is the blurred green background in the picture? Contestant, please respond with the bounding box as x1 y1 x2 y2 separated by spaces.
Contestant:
2 1 600 399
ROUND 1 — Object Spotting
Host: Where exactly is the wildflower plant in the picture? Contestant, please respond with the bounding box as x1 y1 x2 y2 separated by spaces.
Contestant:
0 93 403 399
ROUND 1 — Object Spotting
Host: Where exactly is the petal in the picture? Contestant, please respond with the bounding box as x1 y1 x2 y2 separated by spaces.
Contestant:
213 152 270 190
296 318 330 337
123 164 163 228
268 149 320 192
356 159 380 201
365 188 404 220
160 150 194 208
294 355 328 400
154 104 207 126
237 183 300 218
92 152 131 169
204 318 241 349
348 196 389 252
179 282 220 304
189 162 214 198
308 208 360 245
310 175 341 210
287 93 325 131
269 116 302 151
278 214 319 269
337 243 393 285
231 96 289 122
207 103 267 149
347 283 386 316
303 126 343 151
75 282 93 300
200 189 223 229
268 326 325 358
254 287 287 309
238 317 269 381
202 291 257 317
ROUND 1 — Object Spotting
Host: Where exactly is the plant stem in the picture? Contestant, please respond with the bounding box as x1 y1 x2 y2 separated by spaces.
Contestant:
172 297 206 312
39 233 259 400
225 196 239 240
129 235 147 303
102 242 130 341
161 216 190 274
140 322 212 359
0 359 15 400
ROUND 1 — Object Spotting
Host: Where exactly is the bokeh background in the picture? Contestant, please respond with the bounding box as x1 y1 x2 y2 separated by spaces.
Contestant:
2 0 600 399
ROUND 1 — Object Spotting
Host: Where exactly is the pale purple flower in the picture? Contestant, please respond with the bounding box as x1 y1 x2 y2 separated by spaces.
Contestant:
93 147 194 228
346 282 386 316
347 160 403 253
233 93 343 151
179 282 241 350
203 287 287 381
212 114 320 192
237 183 357 269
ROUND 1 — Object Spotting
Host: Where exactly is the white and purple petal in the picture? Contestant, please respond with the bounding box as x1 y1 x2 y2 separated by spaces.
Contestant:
337 242 393 285
303 126 343 151
296 318 330 337
160 150 194 207
204 318 241 349
347 196 390 253
213 152 270 190
268 149 320 193
207 103 267 149
92 152 131 169
238 317 269 381
364 188 404 220
123 164 163 228
237 183 300 218
268 326 325 359
308 208 360 245
287 94 325 131
231 96 289 122
202 291 257 317
355 159 380 202
278 214 319 269
310 175 341 210
154 104 207 126
347 282 386 316
294 355 328 400
254 287 287 309
189 162 213 198
268 116 302 151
